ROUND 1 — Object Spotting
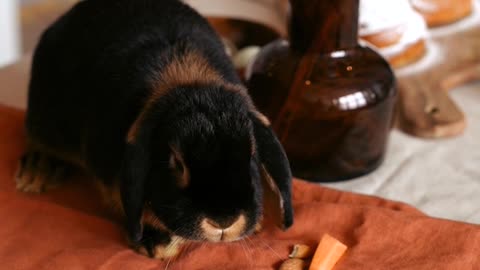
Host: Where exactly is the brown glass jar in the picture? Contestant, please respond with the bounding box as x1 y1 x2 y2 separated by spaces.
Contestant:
247 0 397 182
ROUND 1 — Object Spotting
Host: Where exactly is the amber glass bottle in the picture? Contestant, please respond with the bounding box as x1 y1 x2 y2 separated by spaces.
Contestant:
247 0 397 182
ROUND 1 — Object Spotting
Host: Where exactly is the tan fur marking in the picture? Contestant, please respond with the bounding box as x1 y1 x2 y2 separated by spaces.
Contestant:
142 207 168 231
128 58 221 143
95 180 187 260
126 120 142 145
137 246 149 257
201 214 247 242
152 236 185 260
26 139 87 170
134 234 185 259
95 181 124 215
224 214 247 241
153 52 224 96
260 164 285 229
249 111 271 155
16 173 47 193
95 181 171 232
254 221 263 233
252 111 271 126
127 50 249 143
223 83 251 103
169 145 190 189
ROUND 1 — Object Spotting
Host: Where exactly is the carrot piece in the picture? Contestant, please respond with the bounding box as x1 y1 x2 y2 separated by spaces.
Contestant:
308 234 347 270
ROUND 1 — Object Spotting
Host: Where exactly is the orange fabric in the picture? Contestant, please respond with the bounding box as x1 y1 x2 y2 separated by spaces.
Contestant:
0 104 479 270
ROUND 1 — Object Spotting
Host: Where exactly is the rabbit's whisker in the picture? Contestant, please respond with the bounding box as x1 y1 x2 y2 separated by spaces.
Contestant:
240 239 254 268
255 237 282 259
244 238 256 264
164 255 173 270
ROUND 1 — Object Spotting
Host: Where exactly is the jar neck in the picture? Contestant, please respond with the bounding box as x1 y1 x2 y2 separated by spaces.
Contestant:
289 0 359 53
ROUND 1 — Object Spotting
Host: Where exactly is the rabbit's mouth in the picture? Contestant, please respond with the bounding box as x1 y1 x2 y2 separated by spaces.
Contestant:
200 214 248 242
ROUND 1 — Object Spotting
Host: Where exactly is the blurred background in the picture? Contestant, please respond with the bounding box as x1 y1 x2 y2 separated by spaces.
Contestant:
0 0 79 67
0 0 20 67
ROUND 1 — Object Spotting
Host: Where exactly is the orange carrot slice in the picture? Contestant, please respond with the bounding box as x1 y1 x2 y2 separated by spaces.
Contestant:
308 234 347 270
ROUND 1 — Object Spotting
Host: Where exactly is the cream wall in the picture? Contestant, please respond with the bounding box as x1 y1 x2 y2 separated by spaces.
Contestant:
0 0 21 67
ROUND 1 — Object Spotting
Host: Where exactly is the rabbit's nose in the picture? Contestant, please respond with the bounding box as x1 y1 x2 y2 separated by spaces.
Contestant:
205 218 235 229
201 215 247 242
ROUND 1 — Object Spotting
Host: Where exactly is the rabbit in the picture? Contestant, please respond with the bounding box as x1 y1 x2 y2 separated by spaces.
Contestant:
16 0 293 259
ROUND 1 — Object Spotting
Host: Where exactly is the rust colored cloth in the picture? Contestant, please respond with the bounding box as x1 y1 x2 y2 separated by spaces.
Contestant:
0 104 479 270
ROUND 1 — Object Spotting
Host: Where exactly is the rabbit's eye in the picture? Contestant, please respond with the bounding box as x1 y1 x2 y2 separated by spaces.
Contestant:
170 155 184 172
169 149 190 188
175 160 185 174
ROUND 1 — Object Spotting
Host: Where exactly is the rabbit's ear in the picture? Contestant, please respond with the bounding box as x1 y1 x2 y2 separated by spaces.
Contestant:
121 142 149 243
250 112 294 230
121 119 155 243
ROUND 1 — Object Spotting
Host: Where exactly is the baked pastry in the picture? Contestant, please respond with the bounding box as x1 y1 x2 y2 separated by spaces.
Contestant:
183 0 286 47
360 0 412 48
411 0 473 27
360 0 428 68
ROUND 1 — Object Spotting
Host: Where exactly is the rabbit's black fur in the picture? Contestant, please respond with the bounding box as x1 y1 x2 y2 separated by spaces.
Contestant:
20 0 293 258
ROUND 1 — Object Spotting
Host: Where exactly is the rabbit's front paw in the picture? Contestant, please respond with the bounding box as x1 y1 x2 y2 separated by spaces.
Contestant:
16 150 71 193
134 225 185 260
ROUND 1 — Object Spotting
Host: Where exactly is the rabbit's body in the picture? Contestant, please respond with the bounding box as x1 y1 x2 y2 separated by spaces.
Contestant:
19 0 293 259
26 0 237 179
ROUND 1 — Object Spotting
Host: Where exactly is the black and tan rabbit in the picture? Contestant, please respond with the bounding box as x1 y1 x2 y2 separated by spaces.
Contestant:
17 0 293 259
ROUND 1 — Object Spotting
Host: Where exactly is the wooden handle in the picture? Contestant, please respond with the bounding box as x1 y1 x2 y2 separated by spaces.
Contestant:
396 79 466 138
395 14 479 138
441 63 480 91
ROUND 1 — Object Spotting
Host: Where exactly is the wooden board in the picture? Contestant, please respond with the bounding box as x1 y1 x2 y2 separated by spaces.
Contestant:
394 8 480 138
